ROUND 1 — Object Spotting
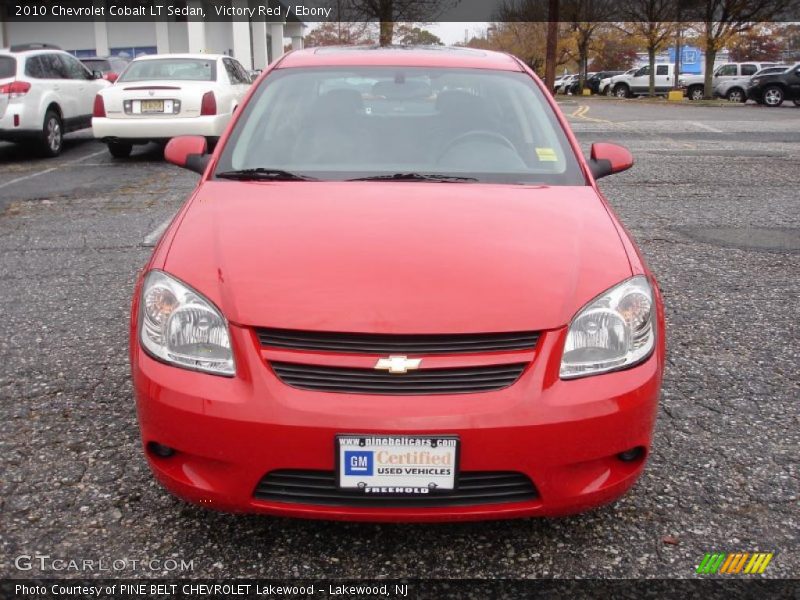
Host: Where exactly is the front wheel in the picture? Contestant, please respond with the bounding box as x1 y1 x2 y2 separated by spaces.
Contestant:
39 110 63 157
688 86 704 101
614 84 629 98
726 88 746 103
763 86 784 107
107 141 133 158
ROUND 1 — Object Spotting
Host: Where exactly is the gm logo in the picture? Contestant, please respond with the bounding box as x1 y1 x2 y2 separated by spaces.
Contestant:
344 451 373 476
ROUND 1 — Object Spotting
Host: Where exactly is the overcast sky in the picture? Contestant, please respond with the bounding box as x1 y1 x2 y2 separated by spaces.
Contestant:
427 22 489 45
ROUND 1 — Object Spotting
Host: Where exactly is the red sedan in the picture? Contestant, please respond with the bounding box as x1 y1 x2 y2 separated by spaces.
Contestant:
131 46 665 521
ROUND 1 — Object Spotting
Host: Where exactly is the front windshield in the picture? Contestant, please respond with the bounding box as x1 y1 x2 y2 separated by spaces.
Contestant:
118 58 216 82
215 66 585 185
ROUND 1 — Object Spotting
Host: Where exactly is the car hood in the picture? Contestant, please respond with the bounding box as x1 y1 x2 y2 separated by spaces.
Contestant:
163 182 632 333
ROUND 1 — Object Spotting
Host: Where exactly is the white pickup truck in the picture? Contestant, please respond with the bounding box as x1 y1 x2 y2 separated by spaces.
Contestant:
679 62 781 101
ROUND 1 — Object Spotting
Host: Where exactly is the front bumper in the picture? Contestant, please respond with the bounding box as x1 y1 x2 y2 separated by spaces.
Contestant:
132 320 663 522
92 114 230 140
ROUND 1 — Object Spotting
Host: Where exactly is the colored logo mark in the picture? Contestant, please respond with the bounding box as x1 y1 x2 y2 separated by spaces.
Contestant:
697 552 774 574
344 451 373 476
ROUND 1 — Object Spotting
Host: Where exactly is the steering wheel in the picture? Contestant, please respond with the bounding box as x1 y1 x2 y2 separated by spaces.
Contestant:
437 130 517 162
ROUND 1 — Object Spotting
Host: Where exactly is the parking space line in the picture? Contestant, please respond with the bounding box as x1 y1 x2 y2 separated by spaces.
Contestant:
570 104 612 124
0 167 58 190
0 149 106 191
143 216 174 246
690 121 723 133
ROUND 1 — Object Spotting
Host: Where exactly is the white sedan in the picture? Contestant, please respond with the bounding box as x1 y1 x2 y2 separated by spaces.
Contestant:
92 53 252 157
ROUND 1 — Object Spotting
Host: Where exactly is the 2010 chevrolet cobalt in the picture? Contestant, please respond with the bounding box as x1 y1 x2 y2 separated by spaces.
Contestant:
131 46 665 521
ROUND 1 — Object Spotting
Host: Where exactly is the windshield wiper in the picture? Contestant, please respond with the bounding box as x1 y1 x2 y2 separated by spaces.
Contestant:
348 172 479 183
216 168 317 181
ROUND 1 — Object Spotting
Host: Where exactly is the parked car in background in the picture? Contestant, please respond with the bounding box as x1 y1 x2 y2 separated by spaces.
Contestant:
603 68 638 96
134 46 664 521
0 43 109 156
679 62 781 100
556 74 578 94
80 55 130 83
566 72 597 95
92 53 252 157
587 71 623 94
715 65 788 102
611 64 676 98
747 63 800 107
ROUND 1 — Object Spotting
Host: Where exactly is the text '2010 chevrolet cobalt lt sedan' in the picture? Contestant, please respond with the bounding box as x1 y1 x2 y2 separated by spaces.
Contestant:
131 46 665 522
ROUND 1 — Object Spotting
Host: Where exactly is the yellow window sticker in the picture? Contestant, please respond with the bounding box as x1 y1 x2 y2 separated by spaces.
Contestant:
536 147 558 162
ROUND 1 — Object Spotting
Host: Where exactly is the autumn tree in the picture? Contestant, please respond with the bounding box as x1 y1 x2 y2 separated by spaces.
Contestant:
304 22 377 47
615 0 676 96
694 0 783 98
394 24 443 45
727 25 784 62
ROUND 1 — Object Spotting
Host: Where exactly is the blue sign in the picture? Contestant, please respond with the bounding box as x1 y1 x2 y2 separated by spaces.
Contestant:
669 45 702 74
344 451 373 476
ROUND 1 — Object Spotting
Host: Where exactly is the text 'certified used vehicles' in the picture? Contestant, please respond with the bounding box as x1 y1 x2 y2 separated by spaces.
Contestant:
132 46 665 522
92 53 252 157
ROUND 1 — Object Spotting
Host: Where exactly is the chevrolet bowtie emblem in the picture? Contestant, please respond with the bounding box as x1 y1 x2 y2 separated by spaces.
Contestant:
374 356 422 374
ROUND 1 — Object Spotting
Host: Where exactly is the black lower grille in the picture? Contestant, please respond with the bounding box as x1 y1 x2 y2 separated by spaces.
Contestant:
254 470 538 507
270 362 526 395
256 328 540 354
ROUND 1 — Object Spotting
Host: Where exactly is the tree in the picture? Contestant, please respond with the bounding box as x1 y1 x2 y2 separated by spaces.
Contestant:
345 0 457 46
394 24 443 45
589 29 640 71
561 0 616 90
304 22 376 47
727 25 783 62
695 0 783 99
615 0 676 96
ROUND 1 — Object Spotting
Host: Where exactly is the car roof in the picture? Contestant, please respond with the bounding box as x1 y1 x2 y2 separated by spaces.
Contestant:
277 46 523 71
131 53 226 62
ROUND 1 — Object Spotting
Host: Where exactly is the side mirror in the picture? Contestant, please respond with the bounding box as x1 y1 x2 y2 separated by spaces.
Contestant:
92 70 104 80
589 142 633 179
165 136 209 174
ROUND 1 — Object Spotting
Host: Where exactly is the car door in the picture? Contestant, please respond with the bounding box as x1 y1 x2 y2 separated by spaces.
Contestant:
37 53 74 118
655 64 671 93
787 65 800 99
630 66 649 93
58 53 101 124
713 64 739 91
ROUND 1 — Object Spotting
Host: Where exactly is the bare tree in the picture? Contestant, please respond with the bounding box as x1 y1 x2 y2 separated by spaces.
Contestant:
616 1 676 96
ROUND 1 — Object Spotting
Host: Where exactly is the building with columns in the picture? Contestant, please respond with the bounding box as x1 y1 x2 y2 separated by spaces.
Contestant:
0 1 304 69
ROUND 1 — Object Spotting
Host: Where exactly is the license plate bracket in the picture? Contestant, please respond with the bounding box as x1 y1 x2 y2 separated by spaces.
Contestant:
336 434 459 495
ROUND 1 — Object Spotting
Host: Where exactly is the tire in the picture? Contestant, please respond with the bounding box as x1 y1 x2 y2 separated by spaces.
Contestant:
762 85 784 107
726 88 746 103
793 99 800 107
688 86 704 101
107 141 133 158
605 85 614 96
39 109 63 157
614 84 629 98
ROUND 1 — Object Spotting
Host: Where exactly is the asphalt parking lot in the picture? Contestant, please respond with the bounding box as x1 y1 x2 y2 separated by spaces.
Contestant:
0 98 798 579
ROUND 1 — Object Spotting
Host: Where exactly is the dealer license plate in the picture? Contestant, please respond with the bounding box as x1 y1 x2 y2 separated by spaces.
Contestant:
337 435 458 494
140 100 164 113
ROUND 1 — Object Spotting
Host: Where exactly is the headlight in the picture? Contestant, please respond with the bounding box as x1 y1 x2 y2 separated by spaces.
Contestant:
139 270 235 376
750 78 760 86
560 276 655 379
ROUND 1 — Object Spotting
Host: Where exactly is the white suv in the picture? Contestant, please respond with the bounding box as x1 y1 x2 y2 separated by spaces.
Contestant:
0 43 109 156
